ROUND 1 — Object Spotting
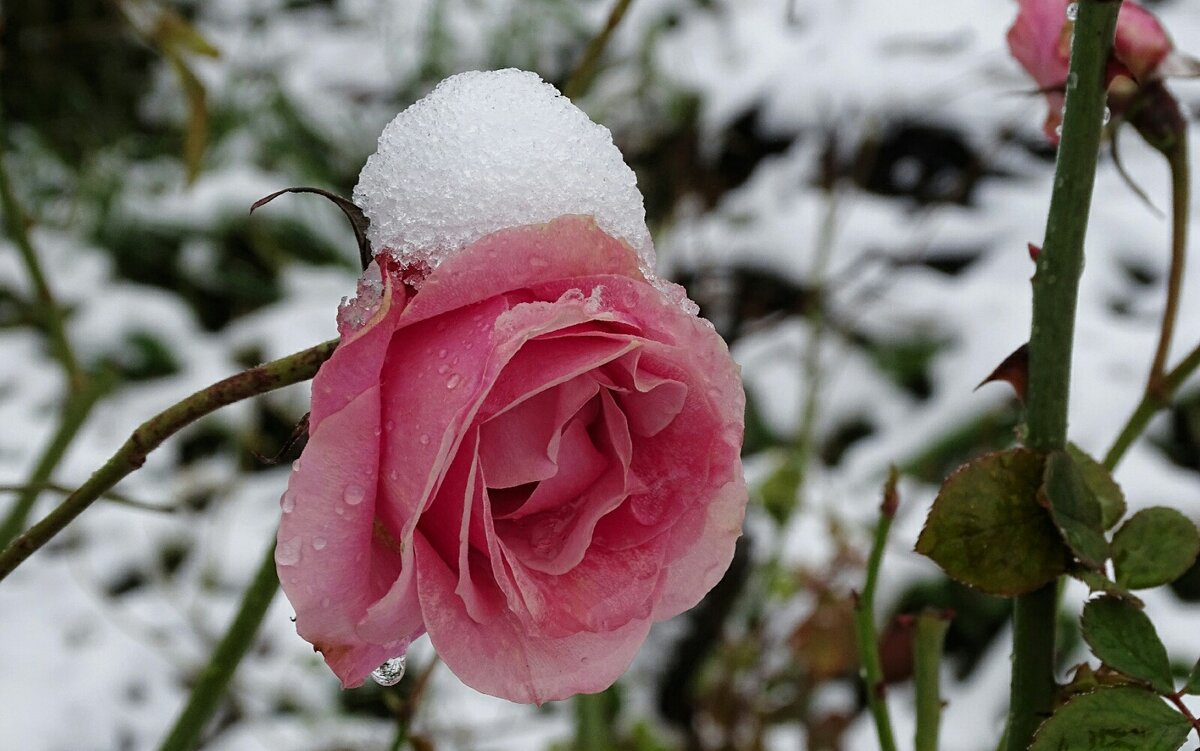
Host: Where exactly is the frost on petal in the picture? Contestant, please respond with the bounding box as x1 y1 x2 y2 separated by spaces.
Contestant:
353 69 655 275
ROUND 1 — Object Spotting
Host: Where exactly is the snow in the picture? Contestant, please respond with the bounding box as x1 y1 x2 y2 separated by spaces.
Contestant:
354 69 656 273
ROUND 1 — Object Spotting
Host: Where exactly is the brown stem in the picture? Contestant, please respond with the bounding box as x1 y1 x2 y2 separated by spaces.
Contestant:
0 339 337 582
1146 134 1189 398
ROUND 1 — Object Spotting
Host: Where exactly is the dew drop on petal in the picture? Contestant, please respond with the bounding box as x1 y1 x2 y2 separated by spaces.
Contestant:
438 348 448 359
312 537 328 551
437 363 450 375
446 373 461 390
344 485 365 506
292 458 302 472
1066 2 1078 20
279 491 296 513
276 537 303 566
1102 106 1112 125
419 434 430 445
371 655 407 686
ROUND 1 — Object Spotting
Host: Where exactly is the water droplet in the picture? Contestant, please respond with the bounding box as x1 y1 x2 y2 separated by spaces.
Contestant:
419 434 430 445
344 485 366 506
437 348 448 358
312 537 328 551
437 363 450 374
371 656 407 686
276 537 303 566
1065 2 1078 20
446 373 461 390
292 458 302 472
1102 106 1112 125
280 491 296 513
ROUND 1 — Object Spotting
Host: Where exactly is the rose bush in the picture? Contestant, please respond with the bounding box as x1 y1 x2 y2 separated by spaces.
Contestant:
275 215 747 703
1007 0 1173 141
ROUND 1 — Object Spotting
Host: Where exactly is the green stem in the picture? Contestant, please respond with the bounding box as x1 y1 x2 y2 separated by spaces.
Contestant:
574 690 614 751
852 470 899 751
1009 3 1121 749
914 611 951 751
1103 134 1192 470
0 339 337 582
0 372 112 547
0 146 84 392
562 0 634 100
158 538 280 751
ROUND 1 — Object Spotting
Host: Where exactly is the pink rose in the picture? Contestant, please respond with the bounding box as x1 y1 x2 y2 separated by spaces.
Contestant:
1007 0 1173 141
276 215 747 703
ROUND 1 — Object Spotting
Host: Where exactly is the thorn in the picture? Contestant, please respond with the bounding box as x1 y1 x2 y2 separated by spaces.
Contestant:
977 343 1029 403
1027 242 1041 262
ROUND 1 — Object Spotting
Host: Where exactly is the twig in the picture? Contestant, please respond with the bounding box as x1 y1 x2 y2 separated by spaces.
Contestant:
157 537 280 751
0 146 84 392
562 0 634 100
1009 2 1121 749
0 483 170 515
1146 134 1190 397
0 339 337 582
852 468 900 751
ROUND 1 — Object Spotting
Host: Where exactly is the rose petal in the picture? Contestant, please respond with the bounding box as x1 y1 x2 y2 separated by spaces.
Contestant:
415 534 651 705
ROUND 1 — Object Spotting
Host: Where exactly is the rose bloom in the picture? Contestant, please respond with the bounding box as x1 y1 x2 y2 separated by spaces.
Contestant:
276 216 747 703
1007 0 1173 141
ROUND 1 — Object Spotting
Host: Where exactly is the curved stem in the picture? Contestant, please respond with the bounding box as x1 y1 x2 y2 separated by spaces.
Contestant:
0 146 84 392
1008 3 1121 750
0 339 337 582
158 538 280 751
1104 338 1200 470
1147 135 1189 395
562 0 634 100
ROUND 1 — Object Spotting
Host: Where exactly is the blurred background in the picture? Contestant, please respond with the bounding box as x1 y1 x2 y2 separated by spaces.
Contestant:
2 0 1200 749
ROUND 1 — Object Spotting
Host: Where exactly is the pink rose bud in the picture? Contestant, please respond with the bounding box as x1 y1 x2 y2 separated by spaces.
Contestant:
276 72 748 704
1007 0 1175 142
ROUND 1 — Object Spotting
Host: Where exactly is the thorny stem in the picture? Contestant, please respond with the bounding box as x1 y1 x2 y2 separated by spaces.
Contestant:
157 538 280 751
852 469 900 751
0 372 112 547
562 0 634 100
0 339 338 583
1104 339 1200 470
1009 2 1120 750
0 145 84 392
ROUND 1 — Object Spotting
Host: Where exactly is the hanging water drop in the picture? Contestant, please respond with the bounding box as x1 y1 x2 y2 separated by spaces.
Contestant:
371 655 407 686
280 491 296 513
1066 2 1078 20
1102 106 1112 125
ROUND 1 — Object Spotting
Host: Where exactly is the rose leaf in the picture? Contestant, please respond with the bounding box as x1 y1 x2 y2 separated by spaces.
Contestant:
1080 596 1174 694
915 448 1068 596
1111 508 1200 590
1029 687 1191 751
1067 443 1127 530
1040 449 1109 571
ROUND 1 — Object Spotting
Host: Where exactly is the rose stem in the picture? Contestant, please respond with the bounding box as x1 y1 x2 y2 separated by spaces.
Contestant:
1105 132 1192 470
852 468 900 751
0 338 338 583
562 0 634 101
1105 339 1200 469
913 610 951 751
0 139 84 393
1008 2 1120 750
158 538 279 751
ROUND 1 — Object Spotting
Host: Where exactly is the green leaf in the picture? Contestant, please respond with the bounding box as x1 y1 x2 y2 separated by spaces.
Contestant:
1041 450 1109 570
1070 567 1143 607
1068 443 1126 530
1112 508 1200 590
1185 657 1200 696
915 449 1068 596
1030 686 1191 751
1081 596 1174 694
